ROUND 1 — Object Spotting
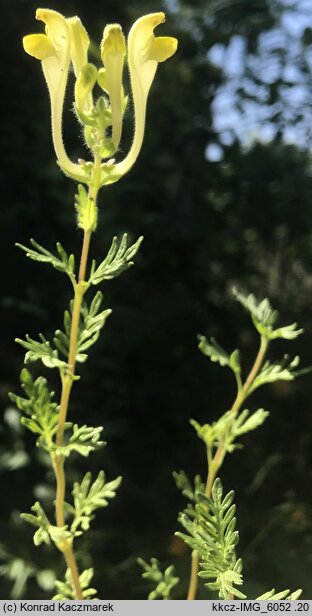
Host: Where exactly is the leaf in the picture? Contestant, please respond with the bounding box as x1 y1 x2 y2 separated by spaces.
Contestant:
15 334 68 371
9 369 59 450
233 288 303 340
173 470 205 503
138 558 179 600
20 502 71 550
190 413 233 449
53 568 97 600
54 291 111 364
75 184 97 232
250 355 300 392
20 502 51 547
190 407 268 456
198 336 231 367
176 478 246 599
256 588 302 600
88 234 143 285
69 471 122 534
16 239 76 287
232 409 269 437
57 424 106 458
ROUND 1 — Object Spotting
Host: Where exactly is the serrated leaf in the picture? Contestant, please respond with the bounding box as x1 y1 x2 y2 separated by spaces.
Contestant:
250 355 300 392
232 409 269 436
56 424 105 458
9 369 58 450
173 470 204 503
54 291 111 364
15 334 67 371
16 239 76 286
52 568 97 600
233 288 303 340
20 502 51 547
75 184 97 232
88 234 143 285
256 588 302 600
69 471 122 534
198 336 231 367
176 478 246 599
138 558 179 600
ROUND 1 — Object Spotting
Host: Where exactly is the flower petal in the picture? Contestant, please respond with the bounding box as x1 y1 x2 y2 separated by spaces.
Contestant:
148 36 178 62
23 34 55 60
67 16 90 77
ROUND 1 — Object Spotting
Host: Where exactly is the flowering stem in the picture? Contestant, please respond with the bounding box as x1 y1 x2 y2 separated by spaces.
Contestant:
51 155 102 600
186 336 269 600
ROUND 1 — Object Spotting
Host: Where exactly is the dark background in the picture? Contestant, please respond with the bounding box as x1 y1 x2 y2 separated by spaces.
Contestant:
1 0 312 600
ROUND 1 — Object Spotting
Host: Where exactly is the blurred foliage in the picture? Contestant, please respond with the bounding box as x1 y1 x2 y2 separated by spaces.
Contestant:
1 0 312 600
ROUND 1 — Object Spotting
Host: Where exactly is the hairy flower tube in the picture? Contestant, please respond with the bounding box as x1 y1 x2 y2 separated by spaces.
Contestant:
23 8 178 188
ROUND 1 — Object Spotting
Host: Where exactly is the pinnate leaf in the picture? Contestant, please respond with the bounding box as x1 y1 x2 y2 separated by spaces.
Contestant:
88 234 143 285
138 558 179 600
16 239 75 286
233 288 303 340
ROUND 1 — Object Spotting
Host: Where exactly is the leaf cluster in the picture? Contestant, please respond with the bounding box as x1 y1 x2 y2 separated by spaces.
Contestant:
233 288 303 341
53 568 97 600
20 503 71 551
88 234 143 285
55 291 111 364
57 424 106 458
173 471 205 503
176 478 246 599
9 369 59 450
190 407 268 454
16 240 76 287
256 589 302 600
15 334 68 371
75 184 97 233
65 471 122 535
138 558 179 600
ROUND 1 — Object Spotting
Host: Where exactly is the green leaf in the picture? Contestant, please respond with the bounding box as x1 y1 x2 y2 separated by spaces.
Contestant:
75 184 97 232
190 407 268 456
57 424 106 458
231 409 269 437
190 414 233 449
138 558 179 600
20 502 51 547
173 471 205 503
250 355 300 392
9 369 59 450
15 334 68 371
176 478 246 599
88 234 143 285
233 288 303 340
198 336 231 367
16 239 75 287
69 471 122 534
54 291 111 363
53 568 97 600
256 589 302 600
20 502 71 551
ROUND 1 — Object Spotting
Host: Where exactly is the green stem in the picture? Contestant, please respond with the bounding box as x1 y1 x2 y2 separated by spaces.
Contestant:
51 155 102 600
186 336 269 600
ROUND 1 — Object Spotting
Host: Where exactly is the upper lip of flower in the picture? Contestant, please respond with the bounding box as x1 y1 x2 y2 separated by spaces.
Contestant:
114 12 178 179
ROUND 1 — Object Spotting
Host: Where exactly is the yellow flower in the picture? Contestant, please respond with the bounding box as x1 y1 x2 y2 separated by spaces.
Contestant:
23 10 177 187
100 24 126 151
23 9 87 182
115 12 178 178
